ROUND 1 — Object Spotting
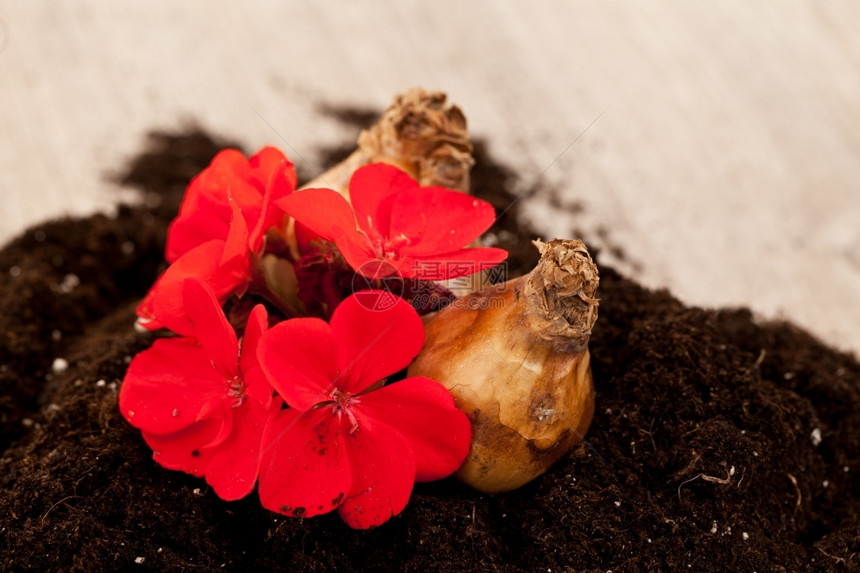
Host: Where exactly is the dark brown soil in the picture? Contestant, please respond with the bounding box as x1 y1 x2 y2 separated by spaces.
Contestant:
0 120 858 572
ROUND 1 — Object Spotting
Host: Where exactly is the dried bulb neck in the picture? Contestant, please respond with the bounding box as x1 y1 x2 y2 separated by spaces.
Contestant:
522 239 599 351
357 88 474 191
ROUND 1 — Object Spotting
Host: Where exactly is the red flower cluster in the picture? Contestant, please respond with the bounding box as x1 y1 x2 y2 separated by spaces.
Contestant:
121 147 506 528
257 294 470 528
279 162 507 281
136 147 296 335
121 279 278 500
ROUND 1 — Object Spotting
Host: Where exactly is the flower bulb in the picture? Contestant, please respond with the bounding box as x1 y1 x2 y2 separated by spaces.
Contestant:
407 239 599 493
302 88 473 196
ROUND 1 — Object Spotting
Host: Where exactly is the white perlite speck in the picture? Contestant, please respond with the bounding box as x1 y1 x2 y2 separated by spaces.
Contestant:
811 428 822 447
51 358 69 374
134 557 145 564
57 274 80 294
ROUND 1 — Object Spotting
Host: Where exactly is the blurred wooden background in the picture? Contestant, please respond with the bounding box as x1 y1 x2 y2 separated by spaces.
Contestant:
1 1 858 356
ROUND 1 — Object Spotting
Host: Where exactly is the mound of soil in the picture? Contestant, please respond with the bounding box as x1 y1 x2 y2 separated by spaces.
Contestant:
0 122 857 572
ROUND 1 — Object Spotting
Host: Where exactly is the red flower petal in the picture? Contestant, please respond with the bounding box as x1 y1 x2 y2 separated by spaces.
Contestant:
356 376 471 481
408 246 509 280
258 317 340 410
293 220 322 257
274 187 356 245
329 225 377 277
220 197 251 270
329 294 424 395
349 163 417 238
337 415 416 529
348 289 408 315
166 187 233 264
247 146 297 191
165 147 295 263
137 240 251 336
194 397 235 449
203 148 256 185
201 148 279 214
143 418 221 477
258 408 352 519
119 337 226 436
249 164 292 254
239 304 273 408
391 186 497 256
182 279 239 380
165 149 250 263
203 397 279 501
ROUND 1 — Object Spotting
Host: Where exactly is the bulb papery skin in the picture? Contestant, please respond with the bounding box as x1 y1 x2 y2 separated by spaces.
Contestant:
301 88 473 196
407 239 598 493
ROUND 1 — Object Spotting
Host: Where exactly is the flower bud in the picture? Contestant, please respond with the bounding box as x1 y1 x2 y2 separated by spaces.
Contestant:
407 239 599 493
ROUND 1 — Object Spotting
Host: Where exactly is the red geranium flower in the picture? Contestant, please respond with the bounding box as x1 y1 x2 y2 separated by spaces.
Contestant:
275 163 507 281
136 147 296 335
120 279 280 501
166 147 297 263
256 292 471 529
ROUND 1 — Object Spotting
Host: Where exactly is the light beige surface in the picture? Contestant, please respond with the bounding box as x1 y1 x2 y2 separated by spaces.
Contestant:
1 1 859 356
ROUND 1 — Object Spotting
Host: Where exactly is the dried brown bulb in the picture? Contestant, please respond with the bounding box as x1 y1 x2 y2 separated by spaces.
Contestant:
301 88 474 195
407 239 599 493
